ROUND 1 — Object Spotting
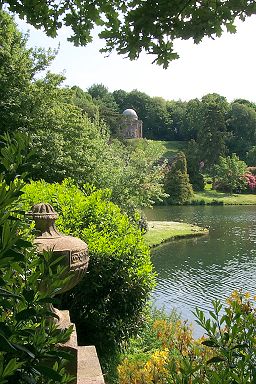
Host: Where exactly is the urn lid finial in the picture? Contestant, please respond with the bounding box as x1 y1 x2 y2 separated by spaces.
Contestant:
30 203 58 220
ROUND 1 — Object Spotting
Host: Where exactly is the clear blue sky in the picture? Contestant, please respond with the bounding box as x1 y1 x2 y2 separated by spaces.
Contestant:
16 15 256 102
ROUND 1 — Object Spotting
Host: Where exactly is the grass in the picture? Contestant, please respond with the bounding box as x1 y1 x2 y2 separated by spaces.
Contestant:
154 140 186 158
191 190 256 205
144 221 209 247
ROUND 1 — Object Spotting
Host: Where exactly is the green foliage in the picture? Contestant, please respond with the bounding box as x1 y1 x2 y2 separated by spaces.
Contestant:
0 13 166 214
117 291 256 383
227 102 256 160
197 94 230 168
113 89 171 140
186 139 205 191
106 139 167 212
87 84 121 134
70 86 99 120
213 154 248 193
3 1 256 67
166 100 187 140
26 73 112 185
22 180 156 351
194 291 256 383
0 10 55 133
247 146 256 166
0 133 74 383
164 151 193 204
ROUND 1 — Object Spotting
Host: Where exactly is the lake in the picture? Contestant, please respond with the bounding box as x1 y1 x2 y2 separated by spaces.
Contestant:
145 205 256 336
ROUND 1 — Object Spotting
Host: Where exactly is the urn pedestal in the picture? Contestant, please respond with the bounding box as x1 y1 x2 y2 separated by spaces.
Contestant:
30 203 105 383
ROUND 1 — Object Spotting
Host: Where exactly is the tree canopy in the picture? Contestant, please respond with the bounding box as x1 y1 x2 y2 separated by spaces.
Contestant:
2 0 256 67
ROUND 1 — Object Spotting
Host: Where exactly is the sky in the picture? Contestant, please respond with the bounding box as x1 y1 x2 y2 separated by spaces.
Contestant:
16 15 256 102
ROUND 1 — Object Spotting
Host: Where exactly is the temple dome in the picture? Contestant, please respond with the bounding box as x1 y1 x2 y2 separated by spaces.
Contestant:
122 109 138 120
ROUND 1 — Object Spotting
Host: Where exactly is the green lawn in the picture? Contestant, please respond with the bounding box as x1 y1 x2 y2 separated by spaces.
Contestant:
154 140 186 158
144 220 209 247
191 190 256 205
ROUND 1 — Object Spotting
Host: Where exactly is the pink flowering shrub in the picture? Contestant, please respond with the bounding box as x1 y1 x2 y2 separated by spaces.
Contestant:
243 173 256 192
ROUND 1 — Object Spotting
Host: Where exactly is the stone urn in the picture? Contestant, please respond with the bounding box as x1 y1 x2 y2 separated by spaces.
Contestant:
29 202 89 295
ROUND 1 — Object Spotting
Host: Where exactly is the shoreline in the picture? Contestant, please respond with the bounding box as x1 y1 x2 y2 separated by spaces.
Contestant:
144 220 209 248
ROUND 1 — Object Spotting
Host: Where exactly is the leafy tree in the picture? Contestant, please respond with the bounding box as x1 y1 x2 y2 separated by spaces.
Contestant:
247 146 256 166
25 73 111 185
166 100 187 140
185 139 205 191
87 83 109 100
3 1 256 67
183 98 204 141
123 90 152 135
197 94 230 168
88 84 120 133
83 138 167 213
164 151 193 204
1 14 166 214
146 97 171 140
112 89 129 113
226 101 256 159
0 10 55 133
108 139 167 212
213 154 248 193
70 85 99 120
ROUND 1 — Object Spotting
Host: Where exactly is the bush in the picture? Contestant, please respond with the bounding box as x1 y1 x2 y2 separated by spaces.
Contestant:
164 151 193 204
244 173 256 192
213 154 248 193
0 133 73 383
118 291 256 383
22 180 155 352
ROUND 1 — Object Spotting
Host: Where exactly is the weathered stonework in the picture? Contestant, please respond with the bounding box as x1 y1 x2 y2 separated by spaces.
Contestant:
121 108 143 139
30 203 89 293
30 203 105 383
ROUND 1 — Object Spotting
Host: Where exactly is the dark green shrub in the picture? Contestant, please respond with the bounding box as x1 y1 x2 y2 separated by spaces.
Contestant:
190 172 205 191
185 139 205 191
22 180 155 352
0 133 73 383
246 146 256 166
164 151 193 204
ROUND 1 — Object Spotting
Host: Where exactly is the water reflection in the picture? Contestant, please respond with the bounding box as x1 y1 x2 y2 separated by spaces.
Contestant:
145 206 256 336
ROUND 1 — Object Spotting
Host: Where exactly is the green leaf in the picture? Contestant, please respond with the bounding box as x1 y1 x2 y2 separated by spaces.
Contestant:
15 308 37 322
16 239 33 248
45 350 74 360
2 358 23 378
0 333 16 352
34 364 63 381
0 323 12 338
22 288 35 302
207 356 226 364
202 339 218 347
5 249 25 262
12 343 35 359
0 287 21 299
37 297 55 304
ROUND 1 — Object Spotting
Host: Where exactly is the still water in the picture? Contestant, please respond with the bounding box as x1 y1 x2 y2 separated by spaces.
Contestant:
145 205 256 335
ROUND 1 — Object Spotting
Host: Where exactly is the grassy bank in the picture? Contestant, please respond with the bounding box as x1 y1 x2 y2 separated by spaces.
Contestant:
191 190 256 205
144 220 209 247
154 140 186 158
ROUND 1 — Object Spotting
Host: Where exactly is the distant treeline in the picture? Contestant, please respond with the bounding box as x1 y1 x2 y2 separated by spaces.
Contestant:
78 84 256 165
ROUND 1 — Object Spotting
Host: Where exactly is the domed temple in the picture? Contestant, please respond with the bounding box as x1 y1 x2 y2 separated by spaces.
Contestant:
121 108 143 139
